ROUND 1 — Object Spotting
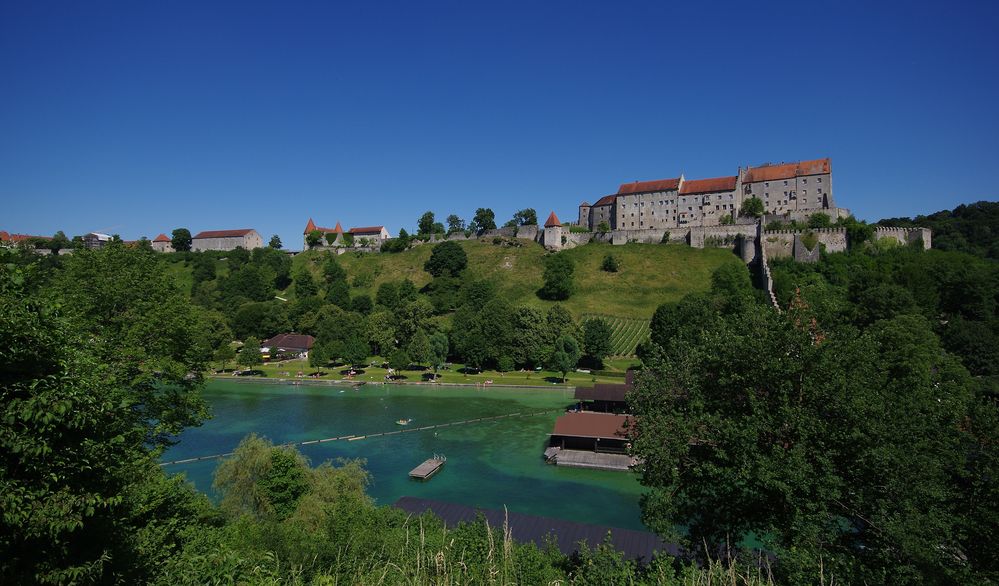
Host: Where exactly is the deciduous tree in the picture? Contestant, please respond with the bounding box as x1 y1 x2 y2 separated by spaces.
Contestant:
446 214 465 235
171 228 193 252
547 335 580 382
418 211 436 235
237 336 263 368
582 318 613 367
539 253 574 300
739 197 764 218
429 331 449 379
469 208 496 232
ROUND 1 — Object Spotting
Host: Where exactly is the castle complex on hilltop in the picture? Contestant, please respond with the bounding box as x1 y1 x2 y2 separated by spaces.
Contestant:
577 158 846 232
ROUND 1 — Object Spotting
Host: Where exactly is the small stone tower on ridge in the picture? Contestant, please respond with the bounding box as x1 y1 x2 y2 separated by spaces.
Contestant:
543 211 563 250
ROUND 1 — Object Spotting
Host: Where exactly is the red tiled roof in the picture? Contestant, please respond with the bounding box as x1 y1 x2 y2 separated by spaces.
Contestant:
349 226 385 234
580 201 590 207
544 211 561 227
153 233 170 242
307 219 346 235
593 195 617 207
551 413 633 440
193 229 255 239
743 158 831 183
617 178 681 195
262 333 315 351
575 383 631 403
1 232 51 242
679 176 737 195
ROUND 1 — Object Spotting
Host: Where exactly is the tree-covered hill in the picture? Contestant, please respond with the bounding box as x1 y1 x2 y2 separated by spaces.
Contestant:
879 200 999 259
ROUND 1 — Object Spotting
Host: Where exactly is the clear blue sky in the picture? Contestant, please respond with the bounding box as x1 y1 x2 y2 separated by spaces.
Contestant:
2 0 997 248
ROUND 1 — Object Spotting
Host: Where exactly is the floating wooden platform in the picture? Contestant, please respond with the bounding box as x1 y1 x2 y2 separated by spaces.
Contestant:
409 455 446 480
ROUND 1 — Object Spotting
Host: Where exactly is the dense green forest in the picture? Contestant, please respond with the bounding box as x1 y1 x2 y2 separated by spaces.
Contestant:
879 200 999 258
628 242 999 583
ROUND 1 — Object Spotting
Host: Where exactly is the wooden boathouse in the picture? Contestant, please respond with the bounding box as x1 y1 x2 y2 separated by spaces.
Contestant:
549 412 633 453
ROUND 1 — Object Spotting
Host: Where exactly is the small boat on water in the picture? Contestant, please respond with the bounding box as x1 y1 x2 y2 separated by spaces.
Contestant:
396 418 413 426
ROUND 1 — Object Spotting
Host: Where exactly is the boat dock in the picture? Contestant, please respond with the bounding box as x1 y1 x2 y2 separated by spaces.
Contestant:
409 454 446 480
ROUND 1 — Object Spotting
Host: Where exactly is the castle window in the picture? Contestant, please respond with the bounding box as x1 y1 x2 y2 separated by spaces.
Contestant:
784 180 788 186
817 188 823 194
803 178 808 184
765 182 769 187
818 177 823 182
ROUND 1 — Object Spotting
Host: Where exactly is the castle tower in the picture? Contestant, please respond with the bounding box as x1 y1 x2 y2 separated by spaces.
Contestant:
578 201 591 229
543 211 563 250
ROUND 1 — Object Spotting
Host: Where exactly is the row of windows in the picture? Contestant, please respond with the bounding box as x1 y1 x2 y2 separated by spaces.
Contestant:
620 193 736 209
762 176 823 188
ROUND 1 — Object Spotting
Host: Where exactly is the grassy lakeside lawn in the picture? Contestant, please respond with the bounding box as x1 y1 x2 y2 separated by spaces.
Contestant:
292 239 740 319
219 356 639 388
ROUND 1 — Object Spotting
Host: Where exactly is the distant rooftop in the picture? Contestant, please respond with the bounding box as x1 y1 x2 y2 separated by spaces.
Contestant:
193 229 255 239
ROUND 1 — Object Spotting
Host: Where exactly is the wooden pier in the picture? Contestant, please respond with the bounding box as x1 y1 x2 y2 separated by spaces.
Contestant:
409 454 446 480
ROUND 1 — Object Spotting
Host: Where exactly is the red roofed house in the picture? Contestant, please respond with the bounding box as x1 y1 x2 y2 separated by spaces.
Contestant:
304 219 389 248
151 233 174 253
348 226 390 241
303 218 343 247
191 229 263 252
0 231 52 248
740 158 834 215
614 176 686 231
677 176 739 227
262 333 315 358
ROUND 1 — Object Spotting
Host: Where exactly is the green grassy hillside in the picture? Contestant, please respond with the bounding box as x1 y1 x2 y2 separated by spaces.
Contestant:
292 239 739 320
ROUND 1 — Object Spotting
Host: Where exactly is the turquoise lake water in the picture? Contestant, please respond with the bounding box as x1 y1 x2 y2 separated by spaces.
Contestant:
162 380 649 530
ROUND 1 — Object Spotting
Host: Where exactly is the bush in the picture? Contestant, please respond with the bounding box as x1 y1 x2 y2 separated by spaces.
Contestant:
380 238 408 253
601 254 619 272
808 213 832 228
800 230 819 251
424 241 468 278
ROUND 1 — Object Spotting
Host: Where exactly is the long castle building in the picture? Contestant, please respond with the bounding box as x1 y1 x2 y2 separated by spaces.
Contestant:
578 158 840 231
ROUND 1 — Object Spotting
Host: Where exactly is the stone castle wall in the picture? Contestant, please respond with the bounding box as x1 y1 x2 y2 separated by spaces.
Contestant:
761 227 847 260
873 227 931 249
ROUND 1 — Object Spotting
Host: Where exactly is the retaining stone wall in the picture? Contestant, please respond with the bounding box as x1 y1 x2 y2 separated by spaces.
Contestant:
874 227 931 250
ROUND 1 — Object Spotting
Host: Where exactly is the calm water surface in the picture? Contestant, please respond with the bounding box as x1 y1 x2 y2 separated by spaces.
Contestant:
163 380 648 530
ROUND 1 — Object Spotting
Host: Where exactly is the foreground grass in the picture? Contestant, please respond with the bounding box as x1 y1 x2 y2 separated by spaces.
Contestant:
293 240 739 319
219 357 638 387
